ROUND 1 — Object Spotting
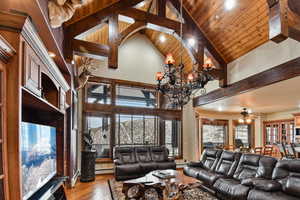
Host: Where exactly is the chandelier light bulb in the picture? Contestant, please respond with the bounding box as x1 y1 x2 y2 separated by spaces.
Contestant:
187 73 194 81
165 53 175 65
156 72 163 81
203 57 213 69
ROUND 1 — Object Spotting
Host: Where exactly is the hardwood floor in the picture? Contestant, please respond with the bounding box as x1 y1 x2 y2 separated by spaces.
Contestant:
65 169 197 200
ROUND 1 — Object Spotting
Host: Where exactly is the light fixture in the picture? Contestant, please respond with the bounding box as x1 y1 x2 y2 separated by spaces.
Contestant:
71 60 75 65
238 108 252 124
218 107 223 112
155 0 215 108
225 0 236 10
48 51 56 58
188 38 196 47
159 34 166 43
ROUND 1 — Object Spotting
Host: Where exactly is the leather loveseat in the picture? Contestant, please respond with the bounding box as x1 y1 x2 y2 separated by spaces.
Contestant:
113 146 176 181
184 148 300 200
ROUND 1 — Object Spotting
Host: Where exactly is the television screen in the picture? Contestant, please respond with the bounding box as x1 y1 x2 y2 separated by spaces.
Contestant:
21 122 57 200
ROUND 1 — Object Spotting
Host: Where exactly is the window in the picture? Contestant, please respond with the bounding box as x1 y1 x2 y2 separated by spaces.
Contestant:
85 114 111 158
264 120 295 145
165 120 181 157
86 82 111 104
115 114 159 146
116 85 156 108
235 125 250 147
202 121 228 149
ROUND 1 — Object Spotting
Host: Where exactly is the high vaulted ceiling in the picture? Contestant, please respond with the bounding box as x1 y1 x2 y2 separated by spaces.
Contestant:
66 0 300 68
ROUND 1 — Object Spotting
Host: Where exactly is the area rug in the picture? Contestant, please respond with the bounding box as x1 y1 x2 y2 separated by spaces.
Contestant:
108 179 218 200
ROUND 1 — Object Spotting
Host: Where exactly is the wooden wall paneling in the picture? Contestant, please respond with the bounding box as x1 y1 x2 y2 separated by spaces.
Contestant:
108 15 119 69
193 55 300 107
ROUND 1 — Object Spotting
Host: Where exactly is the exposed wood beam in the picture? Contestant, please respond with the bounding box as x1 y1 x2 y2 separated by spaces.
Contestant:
72 39 110 59
268 0 300 43
193 56 300 107
119 21 147 45
65 0 145 38
288 0 300 16
157 0 167 17
108 15 119 69
119 8 181 32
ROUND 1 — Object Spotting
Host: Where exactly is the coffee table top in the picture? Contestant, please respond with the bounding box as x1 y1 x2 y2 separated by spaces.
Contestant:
123 169 179 186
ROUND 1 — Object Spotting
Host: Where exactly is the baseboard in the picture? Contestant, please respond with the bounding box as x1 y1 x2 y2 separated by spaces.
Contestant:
95 168 114 175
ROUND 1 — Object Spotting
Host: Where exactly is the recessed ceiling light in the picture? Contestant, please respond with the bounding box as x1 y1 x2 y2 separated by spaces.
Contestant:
248 109 252 114
225 0 236 10
159 34 166 43
48 51 56 58
218 107 223 112
188 38 196 47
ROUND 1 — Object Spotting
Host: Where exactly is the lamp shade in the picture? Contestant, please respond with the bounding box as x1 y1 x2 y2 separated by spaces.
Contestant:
156 72 163 81
165 53 175 65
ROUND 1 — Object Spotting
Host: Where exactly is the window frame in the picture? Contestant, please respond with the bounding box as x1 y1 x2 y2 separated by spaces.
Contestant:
83 77 183 163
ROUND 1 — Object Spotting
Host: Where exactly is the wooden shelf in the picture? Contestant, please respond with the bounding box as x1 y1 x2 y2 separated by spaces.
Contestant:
22 87 64 115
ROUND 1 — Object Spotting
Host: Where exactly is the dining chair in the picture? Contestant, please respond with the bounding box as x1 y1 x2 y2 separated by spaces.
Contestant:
263 146 273 156
277 143 287 159
254 147 263 155
285 144 296 159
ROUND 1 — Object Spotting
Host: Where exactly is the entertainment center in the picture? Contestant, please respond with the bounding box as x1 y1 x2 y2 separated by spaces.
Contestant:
0 11 77 200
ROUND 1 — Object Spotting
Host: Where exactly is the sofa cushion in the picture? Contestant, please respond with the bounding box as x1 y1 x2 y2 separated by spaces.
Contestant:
234 154 261 181
116 163 141 176
215 151 241 177
150 146 168 162
114 147 136 164
135 147 152 163
256 156 277 179
139 162 157 173
156 161 176 170
272 159 300 180
201 149 222 171
198 170 223 186
247 189 300 200
283 175 300 198
214 178 250 200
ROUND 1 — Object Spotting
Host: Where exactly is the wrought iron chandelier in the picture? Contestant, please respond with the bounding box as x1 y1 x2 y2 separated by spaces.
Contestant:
155 0 215 107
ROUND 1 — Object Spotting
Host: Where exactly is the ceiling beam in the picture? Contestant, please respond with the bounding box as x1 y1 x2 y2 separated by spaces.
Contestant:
72 39 110 59
267 0 300 43
108 15 119 69
119 21 147 45
288 0 300 16
193 56 300 107
157 0 167 17
119 8 181 32
65 0 145 38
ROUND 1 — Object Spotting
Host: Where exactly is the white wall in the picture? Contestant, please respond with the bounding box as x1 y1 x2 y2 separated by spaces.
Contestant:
92 33 165 84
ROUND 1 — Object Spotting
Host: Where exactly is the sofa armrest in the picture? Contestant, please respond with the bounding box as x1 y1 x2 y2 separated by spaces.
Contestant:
187 161 203 168
114 159 123 165
242 178 281 192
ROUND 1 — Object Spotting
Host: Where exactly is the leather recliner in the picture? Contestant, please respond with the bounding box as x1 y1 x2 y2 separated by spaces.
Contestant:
183 148 223 179
247 159 300 200
213 154 277 200
113 146 176 181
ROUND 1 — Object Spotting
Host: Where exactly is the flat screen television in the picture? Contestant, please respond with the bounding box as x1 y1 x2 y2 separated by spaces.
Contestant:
21 122 57 200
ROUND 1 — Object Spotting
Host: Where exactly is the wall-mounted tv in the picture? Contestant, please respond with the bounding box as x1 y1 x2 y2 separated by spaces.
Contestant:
21 122 57 200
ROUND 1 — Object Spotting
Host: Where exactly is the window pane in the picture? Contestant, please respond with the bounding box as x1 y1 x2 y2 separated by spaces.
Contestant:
235 125 249 147
86 82 111 104
165 120 181 157
115 114 159 146
86 115 111 158
116 85 156 108
203 125 226 148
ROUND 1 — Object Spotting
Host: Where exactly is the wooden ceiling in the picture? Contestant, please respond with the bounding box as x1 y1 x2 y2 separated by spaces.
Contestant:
67 0 298 65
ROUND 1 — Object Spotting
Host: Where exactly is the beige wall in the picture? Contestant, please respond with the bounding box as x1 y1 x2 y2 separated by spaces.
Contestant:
262 109 300 121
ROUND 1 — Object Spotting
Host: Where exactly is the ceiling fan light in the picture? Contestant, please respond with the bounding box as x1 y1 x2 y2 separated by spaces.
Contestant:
239 118 244 123
246 118 252 124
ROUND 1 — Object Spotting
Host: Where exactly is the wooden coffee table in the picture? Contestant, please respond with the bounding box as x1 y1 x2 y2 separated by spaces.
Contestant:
122 169 181 200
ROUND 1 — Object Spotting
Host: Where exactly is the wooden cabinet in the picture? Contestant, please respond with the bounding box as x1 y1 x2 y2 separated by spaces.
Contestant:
23 42 42 97
0 57 8 200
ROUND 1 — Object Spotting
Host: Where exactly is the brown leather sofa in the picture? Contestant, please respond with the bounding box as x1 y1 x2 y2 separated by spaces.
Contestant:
113 146 176 181
184 149 300 200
